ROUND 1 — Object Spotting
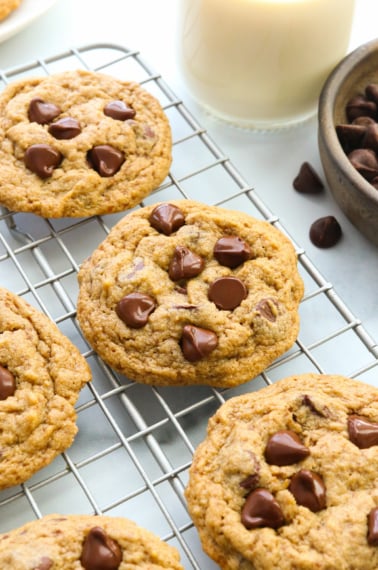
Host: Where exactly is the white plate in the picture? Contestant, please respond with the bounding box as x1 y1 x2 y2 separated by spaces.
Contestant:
0 0 58 45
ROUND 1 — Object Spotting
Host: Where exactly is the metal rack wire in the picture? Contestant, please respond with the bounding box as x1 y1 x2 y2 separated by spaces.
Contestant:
0 43 377 569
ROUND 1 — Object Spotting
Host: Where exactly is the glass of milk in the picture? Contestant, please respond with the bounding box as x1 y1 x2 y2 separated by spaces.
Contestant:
178 0 356 129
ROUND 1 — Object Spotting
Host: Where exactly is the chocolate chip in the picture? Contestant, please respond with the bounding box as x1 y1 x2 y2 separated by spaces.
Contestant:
365 83 378 105
87 145 125 177
336 123 366 153
116 292 156 328
213 236 252 268
264 430 310 466
346 94 377 122
28 98 61 124
208 276 247 310
0 365 16 400
168 246 204 281
240 473 260 490
347 415 378 449
104 100 136 120
309 215 342 248
149 203 185 235
289 469 326 512
24 144 62 178
180 324 218 361
348 148 378 181
302 395 329 417
80 526 122 570
255 298 278 322
352 116 377 126
368 507 378 545
293 162 324 194
48 117 81 139
241 488 285 530
35 557 53 570
362 123 378 152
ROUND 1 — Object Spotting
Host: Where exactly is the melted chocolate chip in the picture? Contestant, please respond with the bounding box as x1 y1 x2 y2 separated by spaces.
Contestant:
255 298 278 322
241 488 285 530
149 203 185 235
104 100 136 120
208 276 247 310
0 365 16 400
289 469 326 512
302 395 329 417
168 246 204 281
28 98 61 124
116 292 156 328
368 507 378 545
48 117 81 139
181 324 218 361
24 144 62 178
213 236 252 268
309 216 342 248
35 557 53 570
87 145 125 177
264 430 310 466
347 415 378 449
240 473 260 490
293 162 324 194
80 527 122 570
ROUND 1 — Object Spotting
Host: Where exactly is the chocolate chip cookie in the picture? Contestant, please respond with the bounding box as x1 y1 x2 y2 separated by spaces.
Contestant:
0 513 184 569
76 200 303 387
0 287 91 489
0 0 21 21
0 69 171 217
185 373 378 569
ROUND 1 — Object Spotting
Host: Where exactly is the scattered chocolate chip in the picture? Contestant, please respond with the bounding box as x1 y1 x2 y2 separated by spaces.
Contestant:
293 162 324 194
368 507 378 545
35 557 53 570
346 94 377 122
87 145 125 177
180 324 218 361
289 469 326 512
168 246 205 281
48 117 81 139
104 100 136 120
213 236 251 268
348 148 378 181
0 365 16 400
255 298 278 322
28 98 61 124
208 276 247 310
116 292 156 328
241 488 285 530
309 215 342 248
24 144 62 178
80 526 122 570
347 415 378 449
264 430 310 466
149 203 185 235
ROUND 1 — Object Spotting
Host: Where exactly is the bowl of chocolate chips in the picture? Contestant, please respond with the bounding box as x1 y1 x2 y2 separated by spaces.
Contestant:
318 38 378 247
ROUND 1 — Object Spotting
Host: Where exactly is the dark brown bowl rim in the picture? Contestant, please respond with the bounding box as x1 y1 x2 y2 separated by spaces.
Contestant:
318 37 378 205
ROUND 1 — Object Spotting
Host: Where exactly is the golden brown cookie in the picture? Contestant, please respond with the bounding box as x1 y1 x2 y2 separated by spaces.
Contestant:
76 200 303 387
0 69 172 217
185 373 378 569
0 0 21 21
0 287 91 489
0 513 184 569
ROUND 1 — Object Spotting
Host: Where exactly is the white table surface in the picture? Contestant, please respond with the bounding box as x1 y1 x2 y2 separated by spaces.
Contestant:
0 0 376 344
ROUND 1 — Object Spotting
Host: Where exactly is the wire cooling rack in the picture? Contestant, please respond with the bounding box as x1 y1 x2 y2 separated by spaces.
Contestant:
0 43 377 569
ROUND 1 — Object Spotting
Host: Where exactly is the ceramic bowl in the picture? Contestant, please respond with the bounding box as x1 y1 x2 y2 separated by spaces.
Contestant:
318 38 378 247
